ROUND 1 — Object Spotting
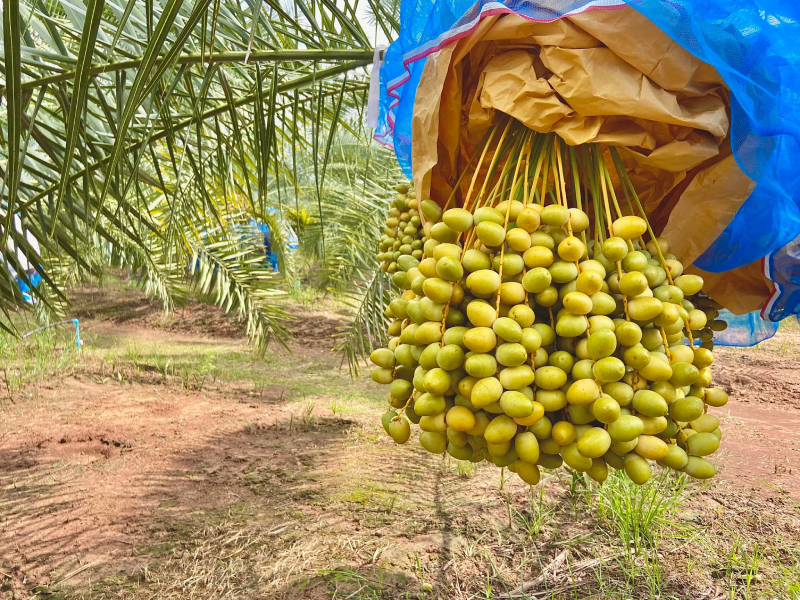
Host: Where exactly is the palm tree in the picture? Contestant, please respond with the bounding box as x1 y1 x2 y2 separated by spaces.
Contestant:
1 0 403 355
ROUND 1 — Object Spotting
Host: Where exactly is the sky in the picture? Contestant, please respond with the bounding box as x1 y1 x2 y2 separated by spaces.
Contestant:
357 3 392 48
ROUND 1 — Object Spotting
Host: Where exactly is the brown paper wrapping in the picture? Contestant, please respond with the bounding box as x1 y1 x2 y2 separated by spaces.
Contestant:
688 262 773 316
411 6 764 314
660 154 757 266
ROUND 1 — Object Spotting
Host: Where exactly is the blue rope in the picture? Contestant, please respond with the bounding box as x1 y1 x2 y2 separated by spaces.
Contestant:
21 319 82 352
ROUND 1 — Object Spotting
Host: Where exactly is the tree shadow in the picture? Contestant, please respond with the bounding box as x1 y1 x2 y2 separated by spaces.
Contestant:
1 394 522 599
0 412 354 593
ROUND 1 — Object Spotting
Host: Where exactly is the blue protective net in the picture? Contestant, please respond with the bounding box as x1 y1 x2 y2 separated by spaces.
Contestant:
713 309 779 347
628 1 800 274
761 233 800 322
377 0 800 275
15 272 42 305
249 212 299 274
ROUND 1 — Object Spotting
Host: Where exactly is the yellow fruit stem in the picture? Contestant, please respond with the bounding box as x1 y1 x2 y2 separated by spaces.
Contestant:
435 124 510 344
600 159 636 253
460 174 504 257
554 138 584 275
539 137 552 207
591 359 602 389
458 123 500 215
611 149 702 346
466 119 514 214
525 138 547 206
596 148 615 241
442 127 525 354
597 150 631 322
459 121 516 262
645 227 675 285
611 148 677 287
523 158 529 208
442 126 497 213
518 134 548 306
395 392 417 419
566 147 590 257
439 292 452 345
496 131 531 314
659 327 673 362
569 146 582 210
554 139 573 235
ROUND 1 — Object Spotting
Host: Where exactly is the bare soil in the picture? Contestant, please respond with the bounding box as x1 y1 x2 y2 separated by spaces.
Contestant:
70 283 247 339
711 342 800 498
1 286 798 599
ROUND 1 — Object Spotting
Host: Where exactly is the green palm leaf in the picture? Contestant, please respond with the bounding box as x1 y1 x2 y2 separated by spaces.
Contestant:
1 0 401 357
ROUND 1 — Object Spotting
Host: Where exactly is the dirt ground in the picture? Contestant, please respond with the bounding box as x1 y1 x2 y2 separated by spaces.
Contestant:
1 283 799 599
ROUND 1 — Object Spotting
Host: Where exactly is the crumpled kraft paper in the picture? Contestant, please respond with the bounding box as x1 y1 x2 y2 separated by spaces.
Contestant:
410 6 762 314
687 262 773 316
660 154 758 267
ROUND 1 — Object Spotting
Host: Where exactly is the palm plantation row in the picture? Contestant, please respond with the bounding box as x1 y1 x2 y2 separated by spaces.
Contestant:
1 0 402 361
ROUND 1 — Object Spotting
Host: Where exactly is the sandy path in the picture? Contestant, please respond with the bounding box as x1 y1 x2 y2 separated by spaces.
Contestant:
718 400 800 498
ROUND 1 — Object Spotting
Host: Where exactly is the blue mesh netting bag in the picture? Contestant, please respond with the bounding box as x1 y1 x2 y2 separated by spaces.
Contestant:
377 0 800 277
713 309 779 347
